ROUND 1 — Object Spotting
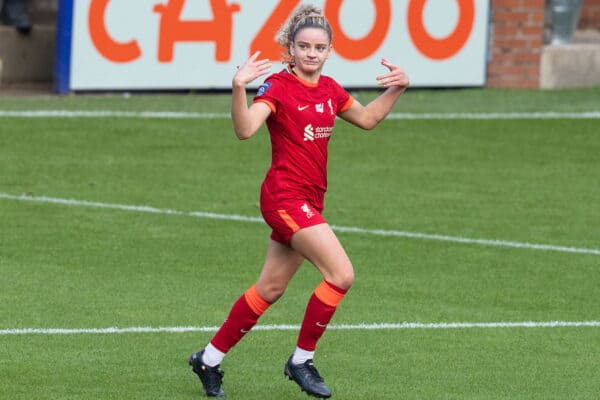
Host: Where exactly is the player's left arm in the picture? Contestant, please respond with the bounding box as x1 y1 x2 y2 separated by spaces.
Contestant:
339 58 409 130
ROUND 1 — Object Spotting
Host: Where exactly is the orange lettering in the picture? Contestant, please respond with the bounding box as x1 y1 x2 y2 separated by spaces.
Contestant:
88 0 141 63
325 0 391 61
153 0 240 63
250 0 300 60
407 0 474 60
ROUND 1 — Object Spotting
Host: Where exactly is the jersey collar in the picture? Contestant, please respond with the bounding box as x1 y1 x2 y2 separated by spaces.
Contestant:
286 65 320 88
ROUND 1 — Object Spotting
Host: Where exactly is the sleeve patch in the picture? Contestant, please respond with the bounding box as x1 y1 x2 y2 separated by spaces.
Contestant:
256 82 272 96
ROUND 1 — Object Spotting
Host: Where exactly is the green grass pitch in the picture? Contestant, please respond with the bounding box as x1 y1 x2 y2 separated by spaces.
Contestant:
1 87 599 399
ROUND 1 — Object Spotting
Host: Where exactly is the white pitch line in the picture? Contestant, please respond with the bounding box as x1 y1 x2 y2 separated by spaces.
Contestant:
1 192 599 256
0 110 230 119
1 110 600 120
330 226 600 255
387 111 600 120
0 192 263 223
2 321 600 336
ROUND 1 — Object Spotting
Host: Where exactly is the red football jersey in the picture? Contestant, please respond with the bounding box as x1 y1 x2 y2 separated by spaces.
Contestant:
254 68 353 211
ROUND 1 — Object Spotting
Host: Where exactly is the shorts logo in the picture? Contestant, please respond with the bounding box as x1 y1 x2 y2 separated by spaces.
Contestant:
256 82 272 96
301 203 314 219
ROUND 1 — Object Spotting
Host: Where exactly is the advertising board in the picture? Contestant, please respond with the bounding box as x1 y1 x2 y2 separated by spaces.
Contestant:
54 0 490 92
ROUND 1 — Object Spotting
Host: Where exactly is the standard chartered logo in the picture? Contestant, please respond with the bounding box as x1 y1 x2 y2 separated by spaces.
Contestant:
303 124 332 141
304 124 315 141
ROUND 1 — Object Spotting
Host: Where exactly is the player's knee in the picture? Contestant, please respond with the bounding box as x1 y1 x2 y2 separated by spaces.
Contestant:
341 269 355 290
257 282 287 304
332 265 354 290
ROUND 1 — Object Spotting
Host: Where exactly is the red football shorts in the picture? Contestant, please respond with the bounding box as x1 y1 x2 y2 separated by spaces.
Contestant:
261 200 327 244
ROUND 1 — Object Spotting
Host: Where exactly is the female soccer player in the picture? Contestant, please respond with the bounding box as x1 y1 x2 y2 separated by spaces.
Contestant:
189 4 409 398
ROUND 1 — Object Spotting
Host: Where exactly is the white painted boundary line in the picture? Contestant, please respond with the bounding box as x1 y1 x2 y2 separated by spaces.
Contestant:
2 321 600 336
1 192 599 256
1 110 600 120
0 192 263 223
0 110 229 119
388 112 600 120
330 225 600 255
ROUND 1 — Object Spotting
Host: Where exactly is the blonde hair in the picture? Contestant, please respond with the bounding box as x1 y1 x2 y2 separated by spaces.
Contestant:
276 4 332 63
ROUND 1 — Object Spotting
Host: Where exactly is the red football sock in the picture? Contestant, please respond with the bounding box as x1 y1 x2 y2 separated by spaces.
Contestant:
297 281 347 352
210 284 271 353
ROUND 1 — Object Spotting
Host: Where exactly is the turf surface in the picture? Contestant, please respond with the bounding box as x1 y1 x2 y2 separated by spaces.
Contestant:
1 87 599 399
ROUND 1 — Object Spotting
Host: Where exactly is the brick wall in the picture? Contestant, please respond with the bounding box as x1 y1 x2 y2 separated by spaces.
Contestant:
487 0 546 88
580 0 600 29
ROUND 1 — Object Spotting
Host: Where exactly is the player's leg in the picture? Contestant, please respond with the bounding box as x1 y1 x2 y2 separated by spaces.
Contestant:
284 222 354 398
207 239 304 355
190 239 304 397
256 239 305 302
292 222 354 352
291 223 354 290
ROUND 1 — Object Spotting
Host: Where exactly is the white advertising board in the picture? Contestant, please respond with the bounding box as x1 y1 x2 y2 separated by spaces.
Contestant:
60 0 490 91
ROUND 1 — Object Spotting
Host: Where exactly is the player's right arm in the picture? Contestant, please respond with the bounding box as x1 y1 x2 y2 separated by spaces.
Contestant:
231 51 273 140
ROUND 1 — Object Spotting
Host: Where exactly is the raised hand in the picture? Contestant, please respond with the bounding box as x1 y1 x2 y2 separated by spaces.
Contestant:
232 51 273 88
376 58 410 89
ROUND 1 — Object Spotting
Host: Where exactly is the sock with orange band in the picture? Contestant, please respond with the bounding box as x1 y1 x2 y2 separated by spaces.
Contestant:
293 280 347 364
202 284 271 366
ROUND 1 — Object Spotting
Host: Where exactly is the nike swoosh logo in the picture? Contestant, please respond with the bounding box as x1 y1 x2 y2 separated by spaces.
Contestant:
298 105 309 111
240 329 250 333
316 322 327 328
